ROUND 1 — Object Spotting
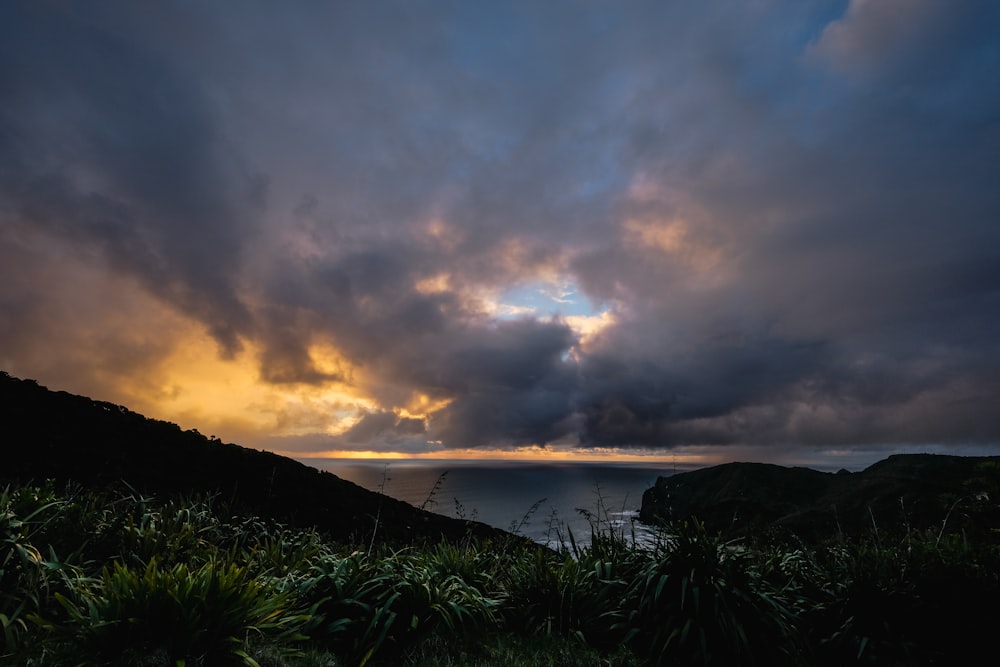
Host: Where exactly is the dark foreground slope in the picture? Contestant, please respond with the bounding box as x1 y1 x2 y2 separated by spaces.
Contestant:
0 372 510 545
641 455 1000 539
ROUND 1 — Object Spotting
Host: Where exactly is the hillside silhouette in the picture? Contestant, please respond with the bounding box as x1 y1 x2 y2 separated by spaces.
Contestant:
641 455 1000 540
0 371 511 545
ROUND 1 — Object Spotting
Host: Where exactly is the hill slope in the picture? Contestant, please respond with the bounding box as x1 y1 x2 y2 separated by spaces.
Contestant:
0 372 510 545
640 455 1000 539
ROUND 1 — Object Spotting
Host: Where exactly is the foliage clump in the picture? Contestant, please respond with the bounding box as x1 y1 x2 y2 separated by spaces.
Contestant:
2 480 999 666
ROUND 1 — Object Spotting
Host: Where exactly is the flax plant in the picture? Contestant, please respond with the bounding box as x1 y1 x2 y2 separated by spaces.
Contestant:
1 484 71 659
41 558 309 666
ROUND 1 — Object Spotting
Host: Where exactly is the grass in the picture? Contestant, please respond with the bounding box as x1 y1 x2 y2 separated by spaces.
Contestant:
2 479 999 666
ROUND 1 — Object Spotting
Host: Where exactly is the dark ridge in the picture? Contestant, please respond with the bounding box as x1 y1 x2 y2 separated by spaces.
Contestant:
640 454 1000 540
0 371 515 546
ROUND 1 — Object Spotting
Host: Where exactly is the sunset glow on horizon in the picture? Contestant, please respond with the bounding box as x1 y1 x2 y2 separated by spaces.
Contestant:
289 448 687 464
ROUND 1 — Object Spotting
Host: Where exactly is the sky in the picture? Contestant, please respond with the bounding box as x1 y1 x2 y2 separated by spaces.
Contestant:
2 0 999 469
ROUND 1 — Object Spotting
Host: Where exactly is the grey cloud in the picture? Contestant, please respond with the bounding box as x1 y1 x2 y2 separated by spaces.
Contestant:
343 410 425 446
422 319 579 447
259 410 429 456
2 1 999 455
0 3 256 354
807 0 999 88
574 335 831 447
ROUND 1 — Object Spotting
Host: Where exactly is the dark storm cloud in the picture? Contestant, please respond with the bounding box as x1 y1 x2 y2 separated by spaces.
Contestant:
563 0 1000 449
0 3 255 355
419 319 579 447
2 1 999 454
575 337 835 447
342 410 425 445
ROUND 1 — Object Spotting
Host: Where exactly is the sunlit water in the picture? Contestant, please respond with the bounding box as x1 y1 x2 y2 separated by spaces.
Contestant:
300 459 685 548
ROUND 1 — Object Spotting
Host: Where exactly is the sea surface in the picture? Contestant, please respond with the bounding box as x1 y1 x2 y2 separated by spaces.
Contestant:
300 459 683 548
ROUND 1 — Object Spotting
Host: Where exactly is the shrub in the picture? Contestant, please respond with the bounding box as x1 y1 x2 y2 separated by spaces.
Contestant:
1 484 68 659
292 551 395 665
622 520 802 666
296 548 500 666
500 545 628 650
43 558 308 666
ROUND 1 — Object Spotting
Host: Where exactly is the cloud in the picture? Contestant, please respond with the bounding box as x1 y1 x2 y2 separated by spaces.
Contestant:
809 0 948 72
343 410 425 444
806 0 998 86
1 1 998 458
0 3 257 356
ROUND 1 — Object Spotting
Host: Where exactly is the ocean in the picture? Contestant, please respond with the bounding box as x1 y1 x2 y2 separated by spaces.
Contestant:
300 459 682 548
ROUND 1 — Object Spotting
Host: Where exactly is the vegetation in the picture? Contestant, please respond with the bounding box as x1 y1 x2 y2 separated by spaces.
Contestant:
3 478 999 666
4 374 999 664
